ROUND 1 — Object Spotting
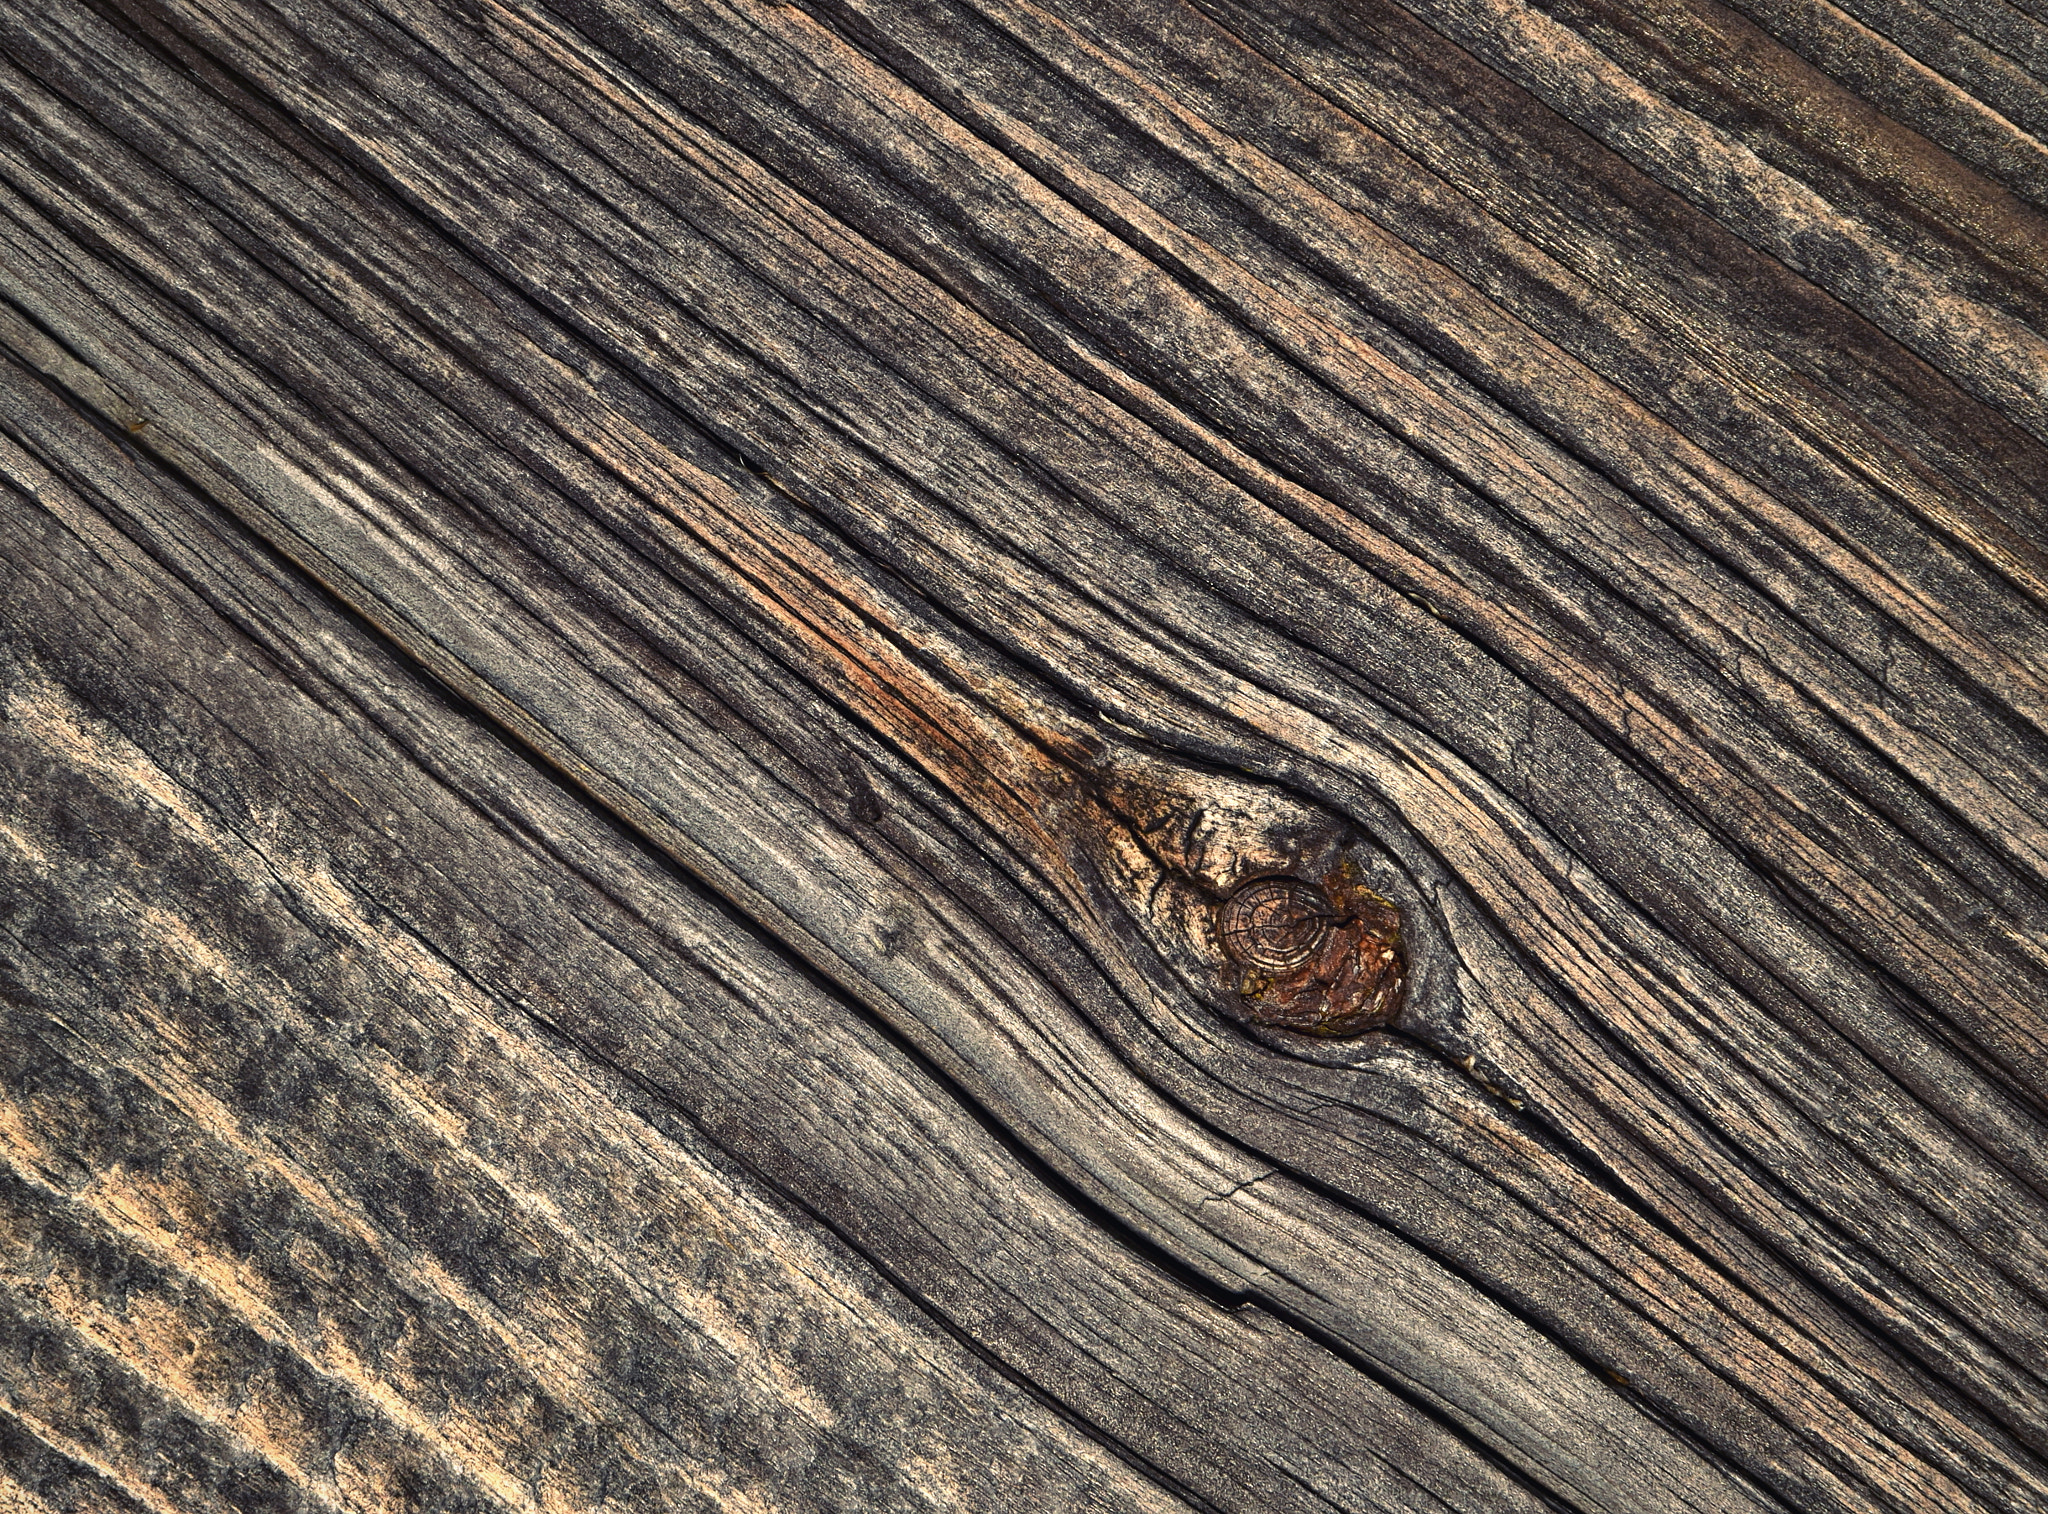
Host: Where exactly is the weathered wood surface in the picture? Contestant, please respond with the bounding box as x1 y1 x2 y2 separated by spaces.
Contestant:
2 0 2046 1507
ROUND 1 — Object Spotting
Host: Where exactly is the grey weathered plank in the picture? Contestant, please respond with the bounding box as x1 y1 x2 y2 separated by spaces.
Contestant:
0 353 1544 1514
0 195 1760 1514
4 0 2047 1508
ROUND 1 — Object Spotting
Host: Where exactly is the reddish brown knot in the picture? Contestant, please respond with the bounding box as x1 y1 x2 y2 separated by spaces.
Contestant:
1218 865 1405 1037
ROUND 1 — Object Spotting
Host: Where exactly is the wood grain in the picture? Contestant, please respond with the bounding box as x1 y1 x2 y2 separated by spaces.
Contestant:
1 352 1543 1514
3 0 2046 1507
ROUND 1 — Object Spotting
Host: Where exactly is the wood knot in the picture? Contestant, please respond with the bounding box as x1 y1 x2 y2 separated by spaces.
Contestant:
1219 877 1334 972
1218 866 1405 1037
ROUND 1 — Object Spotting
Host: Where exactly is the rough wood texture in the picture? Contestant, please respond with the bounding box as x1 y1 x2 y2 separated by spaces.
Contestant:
2 0 2045 1507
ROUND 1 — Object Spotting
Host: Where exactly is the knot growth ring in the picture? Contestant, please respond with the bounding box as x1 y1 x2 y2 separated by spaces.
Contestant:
1219 877 1336 973
1218 867 1406 1037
